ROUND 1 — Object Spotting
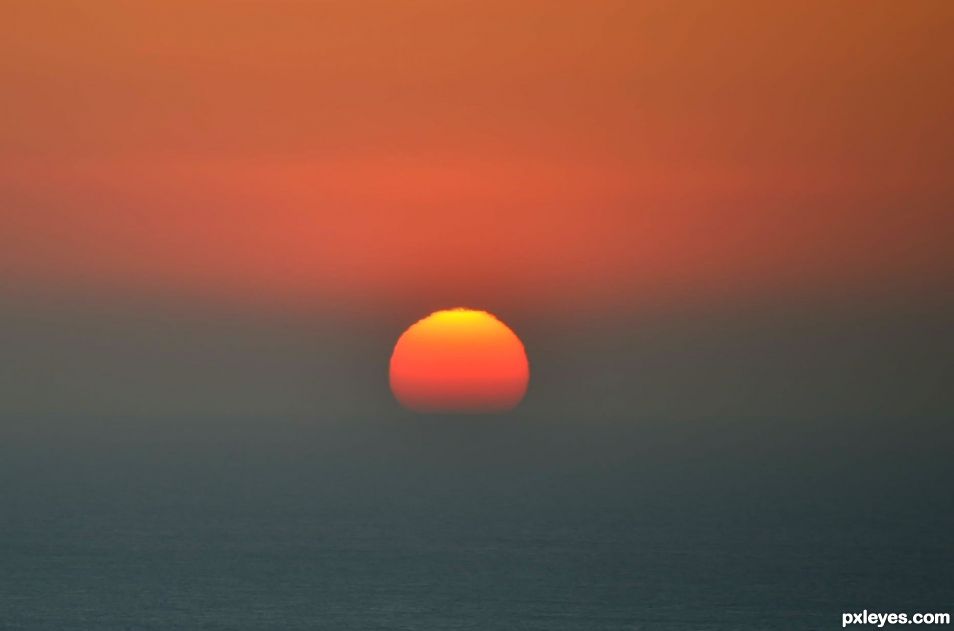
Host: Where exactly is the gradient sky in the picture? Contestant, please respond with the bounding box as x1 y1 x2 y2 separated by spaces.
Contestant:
1 2 952 425
2 1 952 315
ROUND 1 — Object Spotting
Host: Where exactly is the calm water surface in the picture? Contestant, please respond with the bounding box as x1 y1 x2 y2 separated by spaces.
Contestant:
2 416 951 630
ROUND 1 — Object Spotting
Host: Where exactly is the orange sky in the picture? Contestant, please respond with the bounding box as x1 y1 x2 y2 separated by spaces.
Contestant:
2 2 952 313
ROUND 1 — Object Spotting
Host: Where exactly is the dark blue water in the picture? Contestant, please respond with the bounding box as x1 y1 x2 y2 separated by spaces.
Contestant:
2 416 952 629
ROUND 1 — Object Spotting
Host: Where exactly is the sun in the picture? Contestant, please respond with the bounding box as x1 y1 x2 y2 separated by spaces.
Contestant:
389 308 529 413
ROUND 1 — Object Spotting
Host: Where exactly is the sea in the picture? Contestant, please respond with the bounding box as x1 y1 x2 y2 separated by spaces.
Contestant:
2 415 951 630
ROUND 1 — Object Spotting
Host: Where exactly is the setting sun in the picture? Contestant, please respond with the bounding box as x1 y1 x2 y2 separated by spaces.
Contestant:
389 308 529 413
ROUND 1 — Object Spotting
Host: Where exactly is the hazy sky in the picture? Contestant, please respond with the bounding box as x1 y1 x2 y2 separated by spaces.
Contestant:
1 2 952 423
2 1 952 315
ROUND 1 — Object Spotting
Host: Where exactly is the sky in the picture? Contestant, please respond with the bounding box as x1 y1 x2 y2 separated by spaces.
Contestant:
3 1 952 313
0 1 952 423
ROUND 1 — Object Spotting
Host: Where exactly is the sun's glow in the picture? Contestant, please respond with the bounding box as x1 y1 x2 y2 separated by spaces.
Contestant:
389 308 529 413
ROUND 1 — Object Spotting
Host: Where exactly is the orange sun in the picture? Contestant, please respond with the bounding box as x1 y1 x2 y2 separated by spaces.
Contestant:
389 308 530 413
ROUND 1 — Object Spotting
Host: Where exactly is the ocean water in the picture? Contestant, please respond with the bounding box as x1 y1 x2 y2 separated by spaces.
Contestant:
2 416 952 630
